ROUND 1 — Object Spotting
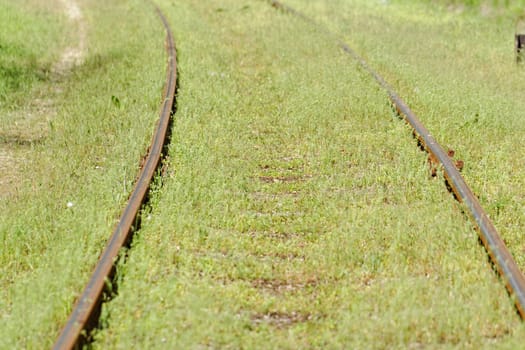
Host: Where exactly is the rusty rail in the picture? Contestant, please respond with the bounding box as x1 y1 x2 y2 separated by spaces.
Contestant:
268 0 525 319
52 4 177 349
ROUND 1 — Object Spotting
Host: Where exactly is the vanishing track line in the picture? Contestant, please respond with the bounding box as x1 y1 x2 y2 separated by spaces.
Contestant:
267 0 525 320
53 3 177 349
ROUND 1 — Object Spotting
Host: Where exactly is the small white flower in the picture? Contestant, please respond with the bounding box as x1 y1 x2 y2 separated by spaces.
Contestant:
67 201 74 208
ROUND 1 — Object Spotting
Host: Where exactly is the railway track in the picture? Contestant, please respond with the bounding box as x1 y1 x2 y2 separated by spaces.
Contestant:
50 1 522 348
267 0 525 319
52 3 177 349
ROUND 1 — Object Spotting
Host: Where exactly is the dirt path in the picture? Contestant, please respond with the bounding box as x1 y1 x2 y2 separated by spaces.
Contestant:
0 0 86 198
53 0 86 75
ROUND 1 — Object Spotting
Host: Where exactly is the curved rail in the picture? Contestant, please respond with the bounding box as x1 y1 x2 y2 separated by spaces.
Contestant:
268 0 525 319
53 4 177 349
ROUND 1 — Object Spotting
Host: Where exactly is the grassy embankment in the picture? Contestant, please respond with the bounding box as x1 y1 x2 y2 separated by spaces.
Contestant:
92 0 525 348
0 0 165 348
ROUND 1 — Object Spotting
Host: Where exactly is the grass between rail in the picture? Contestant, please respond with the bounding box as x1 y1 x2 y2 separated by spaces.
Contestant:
0 0 165 347
90 0 525 348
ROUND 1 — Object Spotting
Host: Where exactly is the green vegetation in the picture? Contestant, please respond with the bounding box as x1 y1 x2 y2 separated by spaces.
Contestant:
292 0 525 267
423 0 525 13
0 1 65 200
91 0 525 348
0 0 165 348
0 1 60 104
3 0 525 348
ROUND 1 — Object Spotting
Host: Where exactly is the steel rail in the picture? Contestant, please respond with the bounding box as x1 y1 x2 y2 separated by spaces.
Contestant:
52 4 177 349
268 0 525 319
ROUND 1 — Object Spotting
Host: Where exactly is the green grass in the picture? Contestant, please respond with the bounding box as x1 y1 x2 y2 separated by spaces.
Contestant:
0 2 60 104
0 0 165 348
291 0 525 268
0 1 63 200
427 0 525 14
91 0 525 348
0 0 65 148
3 0 525 348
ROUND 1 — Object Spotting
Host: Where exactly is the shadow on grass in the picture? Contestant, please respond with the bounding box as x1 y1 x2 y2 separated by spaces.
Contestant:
0 42 50 101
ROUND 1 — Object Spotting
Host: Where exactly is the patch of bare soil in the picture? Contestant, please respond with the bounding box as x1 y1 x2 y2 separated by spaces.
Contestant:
251 277 319 294
0 101 49 197
447 4 465 15
258 175 312 184
248 230 306 241
251 311 315 328
0 148 26 197
52 0 86 75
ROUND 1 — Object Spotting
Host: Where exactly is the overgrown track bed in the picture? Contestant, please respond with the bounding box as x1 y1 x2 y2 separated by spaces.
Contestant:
80 1 525 347
52 4 177 349
268 0 525 319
